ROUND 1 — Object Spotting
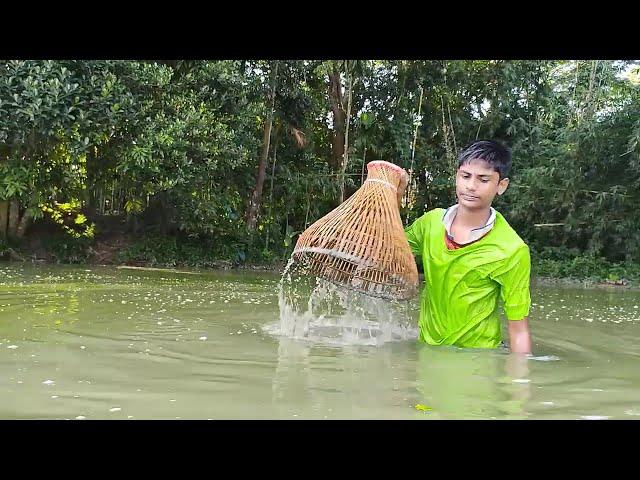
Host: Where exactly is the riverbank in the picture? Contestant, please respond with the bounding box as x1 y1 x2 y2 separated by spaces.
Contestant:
2 233 638 288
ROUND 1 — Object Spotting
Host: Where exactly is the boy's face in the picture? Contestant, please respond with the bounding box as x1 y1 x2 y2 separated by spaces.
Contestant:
455 158 509 210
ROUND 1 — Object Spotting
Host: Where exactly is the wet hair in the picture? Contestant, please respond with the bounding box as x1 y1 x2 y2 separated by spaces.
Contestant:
458 140 512 179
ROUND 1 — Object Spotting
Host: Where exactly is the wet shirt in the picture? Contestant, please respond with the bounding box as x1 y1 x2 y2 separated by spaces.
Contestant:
405 208 531 348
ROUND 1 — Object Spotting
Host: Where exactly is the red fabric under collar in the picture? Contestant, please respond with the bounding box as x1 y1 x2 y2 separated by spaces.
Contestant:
444 231 485 250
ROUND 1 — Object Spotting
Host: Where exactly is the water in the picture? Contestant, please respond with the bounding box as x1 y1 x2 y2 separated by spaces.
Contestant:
269 259 417 346
1 261 640 419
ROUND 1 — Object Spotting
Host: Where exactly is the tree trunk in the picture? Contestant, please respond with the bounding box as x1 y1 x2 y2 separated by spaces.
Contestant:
127 214 139 234
339 72 354 203
246 61 279 230
406 86 425 213
159 191 169 235
8 199 19 238
264 138 280 250
16 208 32 239
84 146 98 219
0 200 8 239
328 65 346 173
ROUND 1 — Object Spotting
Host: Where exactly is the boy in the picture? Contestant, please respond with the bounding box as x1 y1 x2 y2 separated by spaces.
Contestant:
403 140 532 354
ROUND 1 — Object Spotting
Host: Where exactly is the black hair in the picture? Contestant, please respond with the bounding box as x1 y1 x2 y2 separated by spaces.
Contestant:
457 140 512 179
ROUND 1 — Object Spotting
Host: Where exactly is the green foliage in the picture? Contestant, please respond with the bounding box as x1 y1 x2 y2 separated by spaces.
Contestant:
116 232 267 267
1 59 639 278
46 235 92 264
40 199 95 239
117 236 180 266
0 60 130 238
531 247 640 282
0 238 8 257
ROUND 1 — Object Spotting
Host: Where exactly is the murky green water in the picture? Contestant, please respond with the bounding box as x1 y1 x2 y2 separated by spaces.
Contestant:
1 261 639 420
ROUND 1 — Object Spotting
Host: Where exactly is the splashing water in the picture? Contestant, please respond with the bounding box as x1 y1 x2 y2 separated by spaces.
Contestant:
264 258 418 346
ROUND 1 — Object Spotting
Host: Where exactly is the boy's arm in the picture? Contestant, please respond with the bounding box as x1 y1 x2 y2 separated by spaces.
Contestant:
404 215 425 257
492 245 533 354
398 174 425 257
508 317 532 354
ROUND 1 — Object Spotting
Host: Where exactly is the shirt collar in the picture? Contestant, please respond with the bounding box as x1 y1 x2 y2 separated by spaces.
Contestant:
442 204 496 243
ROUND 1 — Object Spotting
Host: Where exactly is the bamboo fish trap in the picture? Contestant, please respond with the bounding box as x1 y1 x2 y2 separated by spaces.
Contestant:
292 161 419 300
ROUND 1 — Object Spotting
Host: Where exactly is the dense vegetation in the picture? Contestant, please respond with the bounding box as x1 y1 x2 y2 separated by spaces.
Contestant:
1 60 639 282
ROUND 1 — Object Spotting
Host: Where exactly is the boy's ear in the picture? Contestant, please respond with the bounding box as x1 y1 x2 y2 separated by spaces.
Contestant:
497 177 509 195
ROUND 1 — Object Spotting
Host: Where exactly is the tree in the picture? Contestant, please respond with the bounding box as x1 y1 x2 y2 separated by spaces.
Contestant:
0 60 128 239
246 60 279 230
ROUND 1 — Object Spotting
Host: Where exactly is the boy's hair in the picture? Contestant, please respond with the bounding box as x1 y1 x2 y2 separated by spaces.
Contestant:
458 140 512 179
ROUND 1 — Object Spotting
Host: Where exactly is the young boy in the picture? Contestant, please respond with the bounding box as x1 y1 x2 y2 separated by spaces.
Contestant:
403 140 532 354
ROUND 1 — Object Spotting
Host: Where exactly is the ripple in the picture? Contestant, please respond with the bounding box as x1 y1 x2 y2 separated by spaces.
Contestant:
529 355 561 361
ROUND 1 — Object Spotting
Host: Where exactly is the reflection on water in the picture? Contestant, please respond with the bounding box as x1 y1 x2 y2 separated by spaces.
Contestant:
1 262 640 419
414 346 533 419
271 336 418 419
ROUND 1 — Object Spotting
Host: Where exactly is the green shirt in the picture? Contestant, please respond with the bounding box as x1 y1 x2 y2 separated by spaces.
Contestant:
405 208 531 349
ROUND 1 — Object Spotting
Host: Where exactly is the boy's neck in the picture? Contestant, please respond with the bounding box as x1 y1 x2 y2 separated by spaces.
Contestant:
455 203 492 228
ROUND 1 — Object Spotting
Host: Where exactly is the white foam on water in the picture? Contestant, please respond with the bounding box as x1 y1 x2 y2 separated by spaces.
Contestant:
529 355 561 362
265 259 418 347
